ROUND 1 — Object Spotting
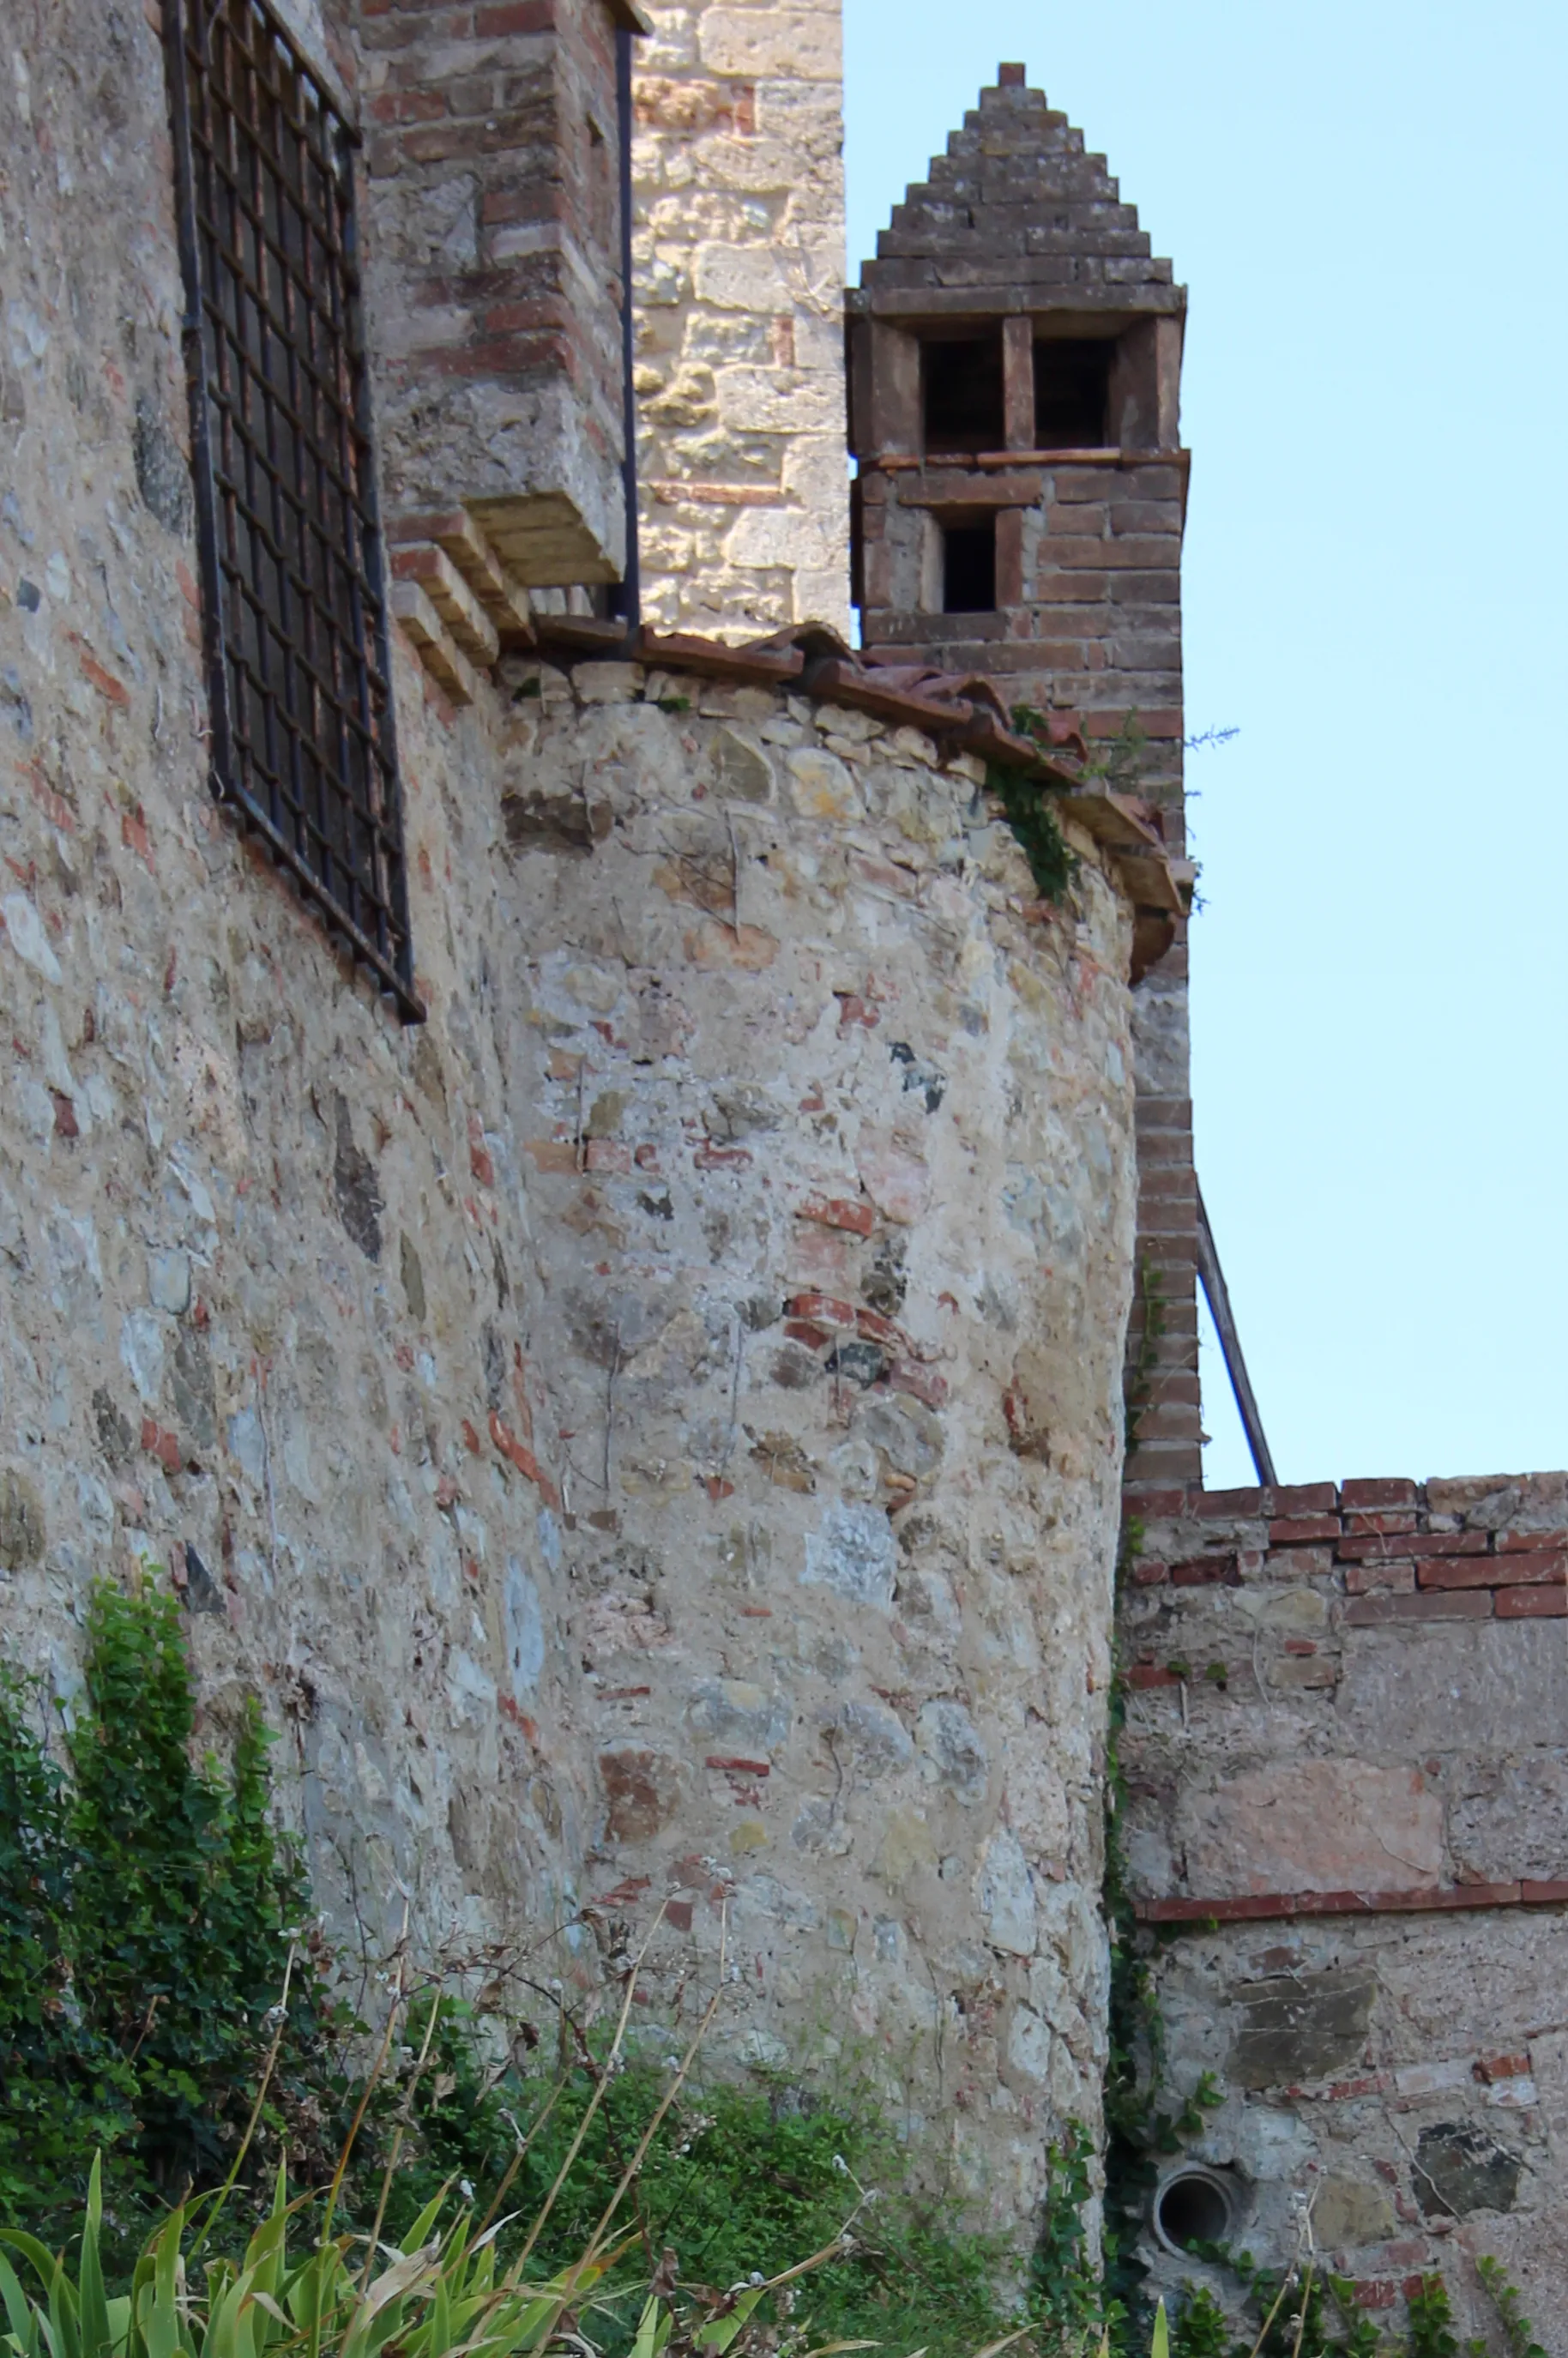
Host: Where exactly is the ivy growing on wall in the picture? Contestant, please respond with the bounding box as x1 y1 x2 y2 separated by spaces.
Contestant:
987 758 1079 903
984 699 1089 906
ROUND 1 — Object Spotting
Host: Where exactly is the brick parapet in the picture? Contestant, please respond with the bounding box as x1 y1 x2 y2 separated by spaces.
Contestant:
1118 1468 1568 1902
1124 1477 1568 1646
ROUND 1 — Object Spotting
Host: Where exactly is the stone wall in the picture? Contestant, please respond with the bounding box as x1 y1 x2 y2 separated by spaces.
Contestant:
2 0 1161 2234
631 0 849 636
0 0 594 1966
1149 1913 1568 2347
496 660 1140 2224
1118 1475 1568 2341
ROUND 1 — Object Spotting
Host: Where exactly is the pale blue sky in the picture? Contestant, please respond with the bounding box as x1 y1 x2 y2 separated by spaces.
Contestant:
845 0 1568 1490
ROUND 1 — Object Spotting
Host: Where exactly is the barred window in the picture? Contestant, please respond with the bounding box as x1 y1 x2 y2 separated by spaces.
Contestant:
162 0 421 1018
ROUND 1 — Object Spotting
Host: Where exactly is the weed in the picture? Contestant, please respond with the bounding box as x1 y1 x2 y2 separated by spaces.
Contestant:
1475 2255 1545 2358
0 1582 1090 2358
987 761 1077 904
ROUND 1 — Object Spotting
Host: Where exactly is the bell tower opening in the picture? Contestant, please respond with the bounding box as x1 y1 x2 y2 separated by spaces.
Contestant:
940 518 997 613
923 335 1004 455
1033 336 1114 449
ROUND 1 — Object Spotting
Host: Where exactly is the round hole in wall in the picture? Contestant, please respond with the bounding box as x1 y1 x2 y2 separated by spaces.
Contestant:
1152 2164 1235 2258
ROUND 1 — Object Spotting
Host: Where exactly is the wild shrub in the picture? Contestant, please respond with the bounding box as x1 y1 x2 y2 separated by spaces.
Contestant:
0 1583 337 2252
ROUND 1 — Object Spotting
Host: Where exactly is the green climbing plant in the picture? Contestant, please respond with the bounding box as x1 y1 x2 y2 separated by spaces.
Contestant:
1101 1368 1223 2337
1475 2256 1547 2358
1170 2242 1379 2358
988 760 1078 902
1088 711 1149 793
983 700 1089 904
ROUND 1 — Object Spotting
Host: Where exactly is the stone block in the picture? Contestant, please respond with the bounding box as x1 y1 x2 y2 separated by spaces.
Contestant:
599 1748 686 1841
715 368 845 436
1228 1968 1376 2090
1338 1621 1568 1752
391 579 479 703
698 10 841 80
1451 1756 1568 1882
691 243 795 315
1415 2123 1522 2218
1181 1760 1444 1898
0 1470 45 1571
1314 2175 1397 2252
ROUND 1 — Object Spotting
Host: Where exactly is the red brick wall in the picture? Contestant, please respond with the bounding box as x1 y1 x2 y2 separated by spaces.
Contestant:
1124 1473 1568 1801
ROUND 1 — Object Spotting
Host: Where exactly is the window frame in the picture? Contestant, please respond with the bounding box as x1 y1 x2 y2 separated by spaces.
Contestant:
162 0 423 1020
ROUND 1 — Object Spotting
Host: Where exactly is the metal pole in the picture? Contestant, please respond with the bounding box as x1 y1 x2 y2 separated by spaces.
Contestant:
1195 1179 1277 1488
608 21 640 633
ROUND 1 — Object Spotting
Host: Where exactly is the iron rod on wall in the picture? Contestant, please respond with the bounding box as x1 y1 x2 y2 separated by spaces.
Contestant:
1196 1179 1277 1487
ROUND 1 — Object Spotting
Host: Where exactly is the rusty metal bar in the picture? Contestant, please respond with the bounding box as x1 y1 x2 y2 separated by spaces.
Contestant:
1196 1179 1277 1488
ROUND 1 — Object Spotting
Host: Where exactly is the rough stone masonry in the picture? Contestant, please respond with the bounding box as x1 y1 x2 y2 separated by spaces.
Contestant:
3 0 1563 2314
1119 1475 1568 2345
0 0 1194 2240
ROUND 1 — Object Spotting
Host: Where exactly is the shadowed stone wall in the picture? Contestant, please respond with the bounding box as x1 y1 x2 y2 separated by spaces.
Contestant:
0 0 1151 2232
0 0 596 1967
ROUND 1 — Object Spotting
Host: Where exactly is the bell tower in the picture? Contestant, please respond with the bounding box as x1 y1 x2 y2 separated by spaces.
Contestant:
848 64 1199 1492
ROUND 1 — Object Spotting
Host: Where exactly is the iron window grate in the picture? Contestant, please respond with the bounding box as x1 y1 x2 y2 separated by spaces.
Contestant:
162 0 422 1019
